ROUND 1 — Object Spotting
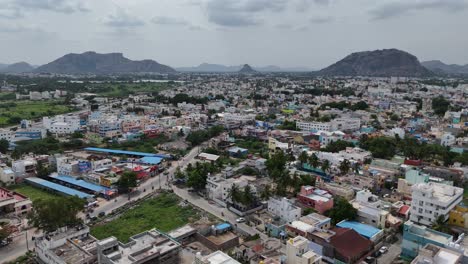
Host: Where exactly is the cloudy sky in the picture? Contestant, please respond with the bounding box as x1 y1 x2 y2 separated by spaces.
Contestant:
0 0 467 69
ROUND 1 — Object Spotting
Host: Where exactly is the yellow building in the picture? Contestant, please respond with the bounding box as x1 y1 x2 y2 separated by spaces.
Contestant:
448 204 468 229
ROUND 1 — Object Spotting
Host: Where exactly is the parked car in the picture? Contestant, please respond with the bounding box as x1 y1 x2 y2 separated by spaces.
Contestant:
236 217 245 223
379 246 388 254
365 256 375 263
98 212 106 217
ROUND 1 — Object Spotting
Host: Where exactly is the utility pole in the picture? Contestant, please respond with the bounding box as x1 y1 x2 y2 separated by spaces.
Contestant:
25 230 29 251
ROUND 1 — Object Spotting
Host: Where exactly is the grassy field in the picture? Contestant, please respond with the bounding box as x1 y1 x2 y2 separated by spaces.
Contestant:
88 83 169 97
11 184 65 203
0 100 75 126
91 192 200 242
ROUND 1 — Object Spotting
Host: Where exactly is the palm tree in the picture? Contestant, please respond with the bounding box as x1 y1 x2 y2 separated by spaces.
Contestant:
228 184 242 204
309 153 320 169
298 151 308 167
321 160 330 174
339 159 351 175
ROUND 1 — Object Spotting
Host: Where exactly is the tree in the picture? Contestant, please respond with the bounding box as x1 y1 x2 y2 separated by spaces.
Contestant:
298 151 308 166
321 160 330 174
0 139 9 153
339 159 351 175
327 197 357 225
36 162 51 178
431 215 450 234
0 224 13 241
174 167 185 179
432 97 450 116
71 131 84 139
228 184 242 204
321 140 354 153
28 196 84 233
260 185 271 200
308 153 320 168
117 171 138 193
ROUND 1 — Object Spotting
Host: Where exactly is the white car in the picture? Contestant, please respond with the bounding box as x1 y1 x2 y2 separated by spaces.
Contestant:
379 246 388 254
236 217 245 223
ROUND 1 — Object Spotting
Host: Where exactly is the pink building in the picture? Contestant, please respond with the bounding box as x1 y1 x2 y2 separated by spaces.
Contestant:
297 186 334 214
0 187 32 216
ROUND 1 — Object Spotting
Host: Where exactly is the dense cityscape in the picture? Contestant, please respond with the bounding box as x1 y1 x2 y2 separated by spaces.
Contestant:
0 1 468 264
0 68 466 264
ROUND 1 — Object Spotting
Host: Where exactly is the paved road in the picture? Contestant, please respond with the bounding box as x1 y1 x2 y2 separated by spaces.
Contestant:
90 145 202 218
378 236 402 264
0 228 40 263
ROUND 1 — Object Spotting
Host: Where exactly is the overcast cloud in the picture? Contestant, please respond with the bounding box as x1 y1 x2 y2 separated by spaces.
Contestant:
0 0 467 68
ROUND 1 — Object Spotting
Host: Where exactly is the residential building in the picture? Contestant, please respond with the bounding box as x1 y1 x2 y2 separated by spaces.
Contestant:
268 197 302 223
297 186 334 214
97 228 181 264
35 225 96 264
194 250 240 264
286 236 322 264
0 166 15 185
402 221 455 259
0 187 32 216
448 204 468 229
410 182 463 226
329 227 373 264
336 220 384 242
411 244 463 264
352 189 389 228
0 129 14 141
441 133 456 147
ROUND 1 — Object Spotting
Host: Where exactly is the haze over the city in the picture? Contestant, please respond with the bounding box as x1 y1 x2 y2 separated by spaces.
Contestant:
1 0 468 68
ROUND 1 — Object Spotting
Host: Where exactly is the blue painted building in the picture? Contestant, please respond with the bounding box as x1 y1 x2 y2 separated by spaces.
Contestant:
401 221 453 259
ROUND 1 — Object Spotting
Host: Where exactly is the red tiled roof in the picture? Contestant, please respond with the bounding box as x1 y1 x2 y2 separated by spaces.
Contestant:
398 205 410 215
330 227 372 260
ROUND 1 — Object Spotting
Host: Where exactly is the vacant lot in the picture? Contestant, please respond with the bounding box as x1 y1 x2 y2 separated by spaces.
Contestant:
11 184 65 203
91 192 200 242
88 83 169 97
0 100 75 126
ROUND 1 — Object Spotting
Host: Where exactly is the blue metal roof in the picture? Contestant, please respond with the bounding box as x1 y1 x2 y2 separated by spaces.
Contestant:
52 175 111 193
215 223 231 230
139 156 163 165
25 177 92 199
336 221 382 239
84 147 170 158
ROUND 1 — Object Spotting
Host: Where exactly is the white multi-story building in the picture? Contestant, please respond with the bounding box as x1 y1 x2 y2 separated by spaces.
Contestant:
352 189 389 228
268 197 302 223
330 118 361 132
43 115 80 135
286 236 322 264
441 133 456 147
0 129 14 142
0 167 15 185
296 121 331 132
222 113 256 123
410 183 463 226
297 118 361 132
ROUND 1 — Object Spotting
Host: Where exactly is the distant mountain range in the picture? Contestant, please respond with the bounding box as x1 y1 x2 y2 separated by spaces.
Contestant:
421 60 468 75
318 49 433 77
34 51 175 74
176 63 311 72
0 62 35 73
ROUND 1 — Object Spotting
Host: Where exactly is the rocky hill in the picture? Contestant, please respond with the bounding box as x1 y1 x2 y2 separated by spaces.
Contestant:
238 64 256 74
318 49 433 77
35 51 176 74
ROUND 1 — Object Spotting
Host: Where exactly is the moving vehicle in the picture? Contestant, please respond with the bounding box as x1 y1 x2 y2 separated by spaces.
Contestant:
236 217 245 223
